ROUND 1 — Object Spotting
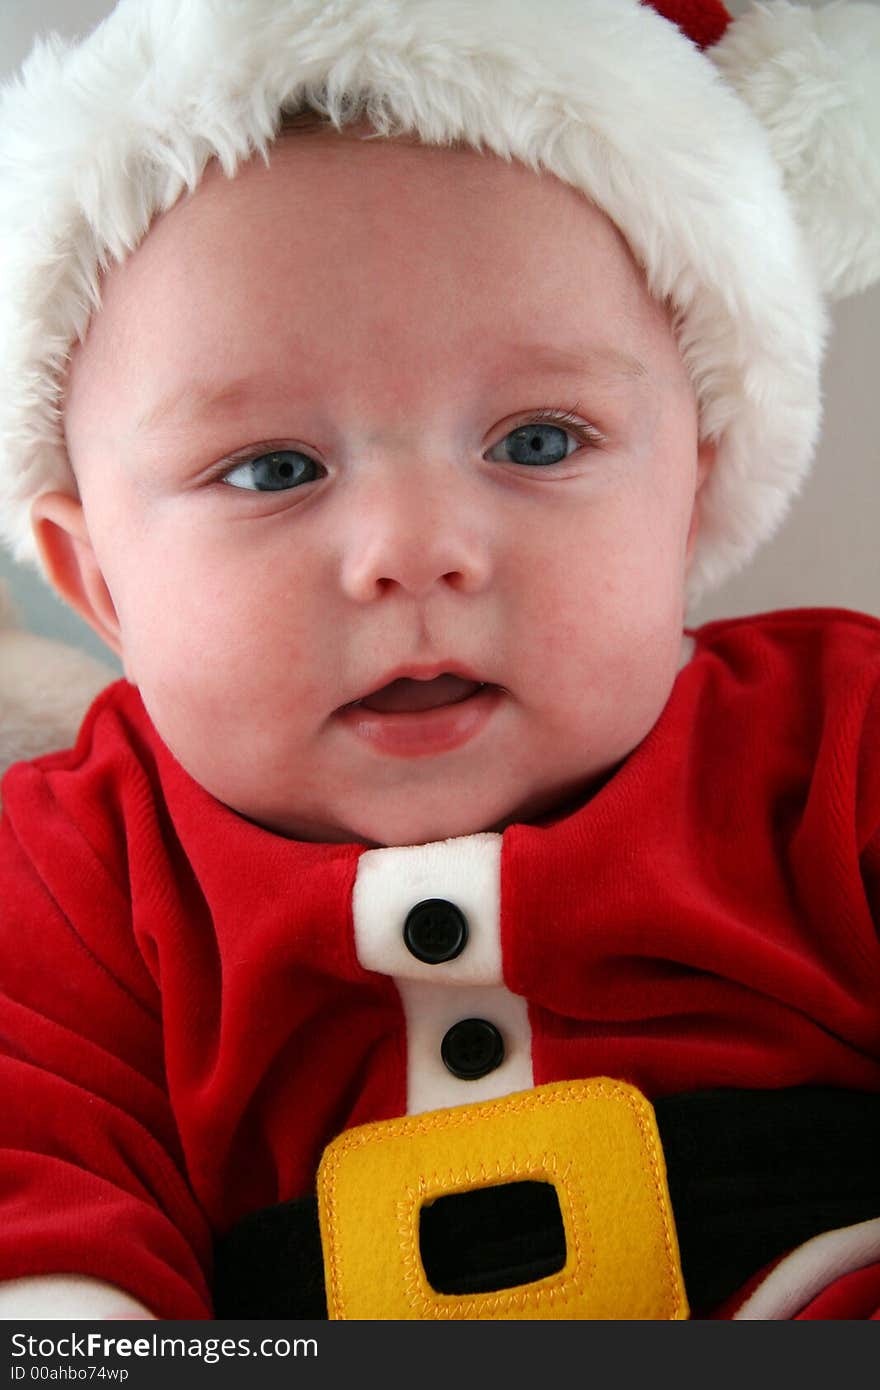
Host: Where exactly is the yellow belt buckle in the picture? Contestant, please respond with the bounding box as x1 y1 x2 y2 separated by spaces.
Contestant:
317 1077 689 1320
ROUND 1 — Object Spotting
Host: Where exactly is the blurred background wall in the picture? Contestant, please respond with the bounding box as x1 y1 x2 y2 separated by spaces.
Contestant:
1 0 877 672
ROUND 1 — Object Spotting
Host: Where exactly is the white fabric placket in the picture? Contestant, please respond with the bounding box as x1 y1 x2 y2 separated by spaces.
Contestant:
351 833 533 1115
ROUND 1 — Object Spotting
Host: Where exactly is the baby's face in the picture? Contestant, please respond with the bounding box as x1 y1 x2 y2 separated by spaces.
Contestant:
53 131 711 846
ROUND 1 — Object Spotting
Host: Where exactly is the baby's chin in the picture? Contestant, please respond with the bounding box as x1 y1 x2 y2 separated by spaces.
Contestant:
249 771 617 848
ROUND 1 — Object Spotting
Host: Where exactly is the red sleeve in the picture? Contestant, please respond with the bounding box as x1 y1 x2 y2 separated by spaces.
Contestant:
793 1262 880 1319
859 663 880 936
856 728 880 1320
712 1253 880 1320
794 640 880 1321
0 753 213 1320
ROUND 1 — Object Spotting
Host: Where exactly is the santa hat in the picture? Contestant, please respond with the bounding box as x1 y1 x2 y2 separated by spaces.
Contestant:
0 0 878 603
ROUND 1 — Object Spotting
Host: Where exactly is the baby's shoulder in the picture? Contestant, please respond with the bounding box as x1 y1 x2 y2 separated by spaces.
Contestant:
679 607 880 826
0 679 157 875
680 607 880 771
689 605 880 687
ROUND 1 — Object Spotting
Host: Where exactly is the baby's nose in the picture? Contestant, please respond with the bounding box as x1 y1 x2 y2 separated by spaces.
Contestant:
339 467 492 603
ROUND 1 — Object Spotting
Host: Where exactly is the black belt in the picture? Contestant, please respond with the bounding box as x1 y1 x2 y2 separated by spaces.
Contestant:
212 1087 880 1318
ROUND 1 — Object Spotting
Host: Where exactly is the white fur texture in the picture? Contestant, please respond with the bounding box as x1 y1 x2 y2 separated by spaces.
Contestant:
0 1273 154 1320
713 1 880 300
2 0 872 601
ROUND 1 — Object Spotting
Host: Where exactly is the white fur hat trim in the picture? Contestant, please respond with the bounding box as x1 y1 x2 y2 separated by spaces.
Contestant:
713 1 880 302
0 0 868 601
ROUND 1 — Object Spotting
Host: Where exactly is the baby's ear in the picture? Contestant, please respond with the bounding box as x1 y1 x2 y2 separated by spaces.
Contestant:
29 493 123 659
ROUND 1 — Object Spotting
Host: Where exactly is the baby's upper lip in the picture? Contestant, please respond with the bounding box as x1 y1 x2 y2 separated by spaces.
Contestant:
339 661 490 709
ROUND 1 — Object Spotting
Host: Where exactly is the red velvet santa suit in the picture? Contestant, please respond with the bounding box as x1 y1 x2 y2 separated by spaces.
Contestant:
1 607 879 1319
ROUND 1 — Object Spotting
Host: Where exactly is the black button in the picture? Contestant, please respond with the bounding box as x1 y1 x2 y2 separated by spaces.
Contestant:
403 899 469 964
441 1018 504 1080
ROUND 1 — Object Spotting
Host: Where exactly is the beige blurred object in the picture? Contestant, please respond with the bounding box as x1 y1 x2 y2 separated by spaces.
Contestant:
0 582 115 796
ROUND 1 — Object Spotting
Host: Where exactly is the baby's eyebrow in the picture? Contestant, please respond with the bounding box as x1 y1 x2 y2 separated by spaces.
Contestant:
135 377 260 436
496 343 648 385
135 342 647 436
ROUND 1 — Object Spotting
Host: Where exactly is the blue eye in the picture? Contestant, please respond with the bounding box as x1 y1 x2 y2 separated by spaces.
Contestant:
223 450 323 491
487 420 585 468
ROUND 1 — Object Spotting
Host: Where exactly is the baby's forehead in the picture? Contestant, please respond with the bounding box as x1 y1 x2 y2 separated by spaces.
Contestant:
98 127 667 355
64 132 685 465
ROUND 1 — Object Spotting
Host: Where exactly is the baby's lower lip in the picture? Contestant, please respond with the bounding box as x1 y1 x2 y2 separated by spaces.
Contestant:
334 683 503 757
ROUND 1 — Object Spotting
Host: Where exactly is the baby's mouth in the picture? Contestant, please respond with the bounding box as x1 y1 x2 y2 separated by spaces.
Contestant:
350 674 486 714
335 669 503 757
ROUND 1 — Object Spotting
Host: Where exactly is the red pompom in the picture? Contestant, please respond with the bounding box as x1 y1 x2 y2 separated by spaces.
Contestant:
645 0 731 50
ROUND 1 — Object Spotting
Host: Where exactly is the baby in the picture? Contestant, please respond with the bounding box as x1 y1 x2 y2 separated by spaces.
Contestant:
1 0 879 1322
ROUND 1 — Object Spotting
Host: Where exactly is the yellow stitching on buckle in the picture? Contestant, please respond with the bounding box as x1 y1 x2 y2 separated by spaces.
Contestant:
317 1078 689 1320
394 1153 590 1318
